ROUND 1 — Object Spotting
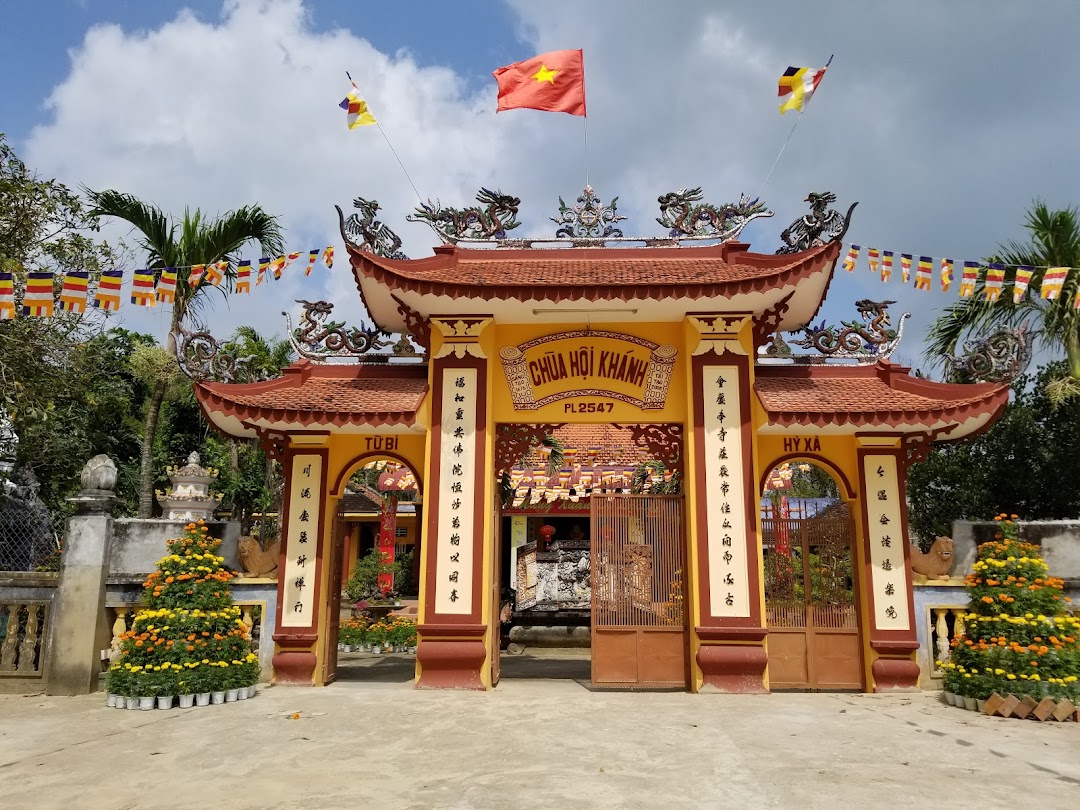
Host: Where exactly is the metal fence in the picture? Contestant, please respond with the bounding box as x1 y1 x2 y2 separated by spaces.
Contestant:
0 503 64 573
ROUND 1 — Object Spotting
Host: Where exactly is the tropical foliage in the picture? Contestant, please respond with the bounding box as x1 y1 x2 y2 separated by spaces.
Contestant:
941 514 1079 701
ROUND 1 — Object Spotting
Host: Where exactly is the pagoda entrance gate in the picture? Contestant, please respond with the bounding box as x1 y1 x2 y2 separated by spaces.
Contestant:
591 494 689 688
761 503 861 690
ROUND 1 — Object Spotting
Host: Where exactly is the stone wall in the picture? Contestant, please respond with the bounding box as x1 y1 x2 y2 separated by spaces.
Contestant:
110 518 241 575
952 520 1080 582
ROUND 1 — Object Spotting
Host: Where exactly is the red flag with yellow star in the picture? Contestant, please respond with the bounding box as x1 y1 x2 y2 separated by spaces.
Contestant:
493 49 586 117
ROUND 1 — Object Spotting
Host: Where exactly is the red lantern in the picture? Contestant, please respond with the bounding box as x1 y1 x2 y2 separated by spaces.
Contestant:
539 524 556 551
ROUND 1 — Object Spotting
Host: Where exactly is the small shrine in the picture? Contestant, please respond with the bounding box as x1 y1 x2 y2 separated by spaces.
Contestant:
156 452 221 521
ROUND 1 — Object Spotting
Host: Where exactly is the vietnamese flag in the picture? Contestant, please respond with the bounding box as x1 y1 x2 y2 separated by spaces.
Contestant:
493 49 586 117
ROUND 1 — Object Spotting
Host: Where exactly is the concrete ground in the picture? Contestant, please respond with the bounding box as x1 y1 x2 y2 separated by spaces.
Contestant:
1 652 1078 810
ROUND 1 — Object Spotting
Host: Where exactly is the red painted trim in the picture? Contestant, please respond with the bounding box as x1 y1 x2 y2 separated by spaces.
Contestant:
695 626 767 642
416 623 487 638
756 451 857 500
330 450 425 497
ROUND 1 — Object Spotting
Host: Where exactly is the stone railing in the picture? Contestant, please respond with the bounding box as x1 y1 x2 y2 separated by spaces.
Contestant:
0 572 59 692
912 581 969 685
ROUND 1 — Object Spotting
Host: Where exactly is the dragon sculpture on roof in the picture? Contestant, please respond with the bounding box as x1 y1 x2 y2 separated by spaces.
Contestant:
656 188 773 241
776 191 858 254
335 197 407 259
407 187 521 243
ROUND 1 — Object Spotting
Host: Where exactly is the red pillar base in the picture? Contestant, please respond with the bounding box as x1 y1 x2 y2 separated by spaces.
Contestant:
695 628 768 693
871 657 921 691
415 624 486 690
272 650 317 685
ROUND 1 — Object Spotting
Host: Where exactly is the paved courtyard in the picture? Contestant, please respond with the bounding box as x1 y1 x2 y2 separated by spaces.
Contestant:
1 657 1078 809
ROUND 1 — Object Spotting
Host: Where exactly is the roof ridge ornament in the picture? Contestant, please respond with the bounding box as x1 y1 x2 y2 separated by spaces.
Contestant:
336 197 408 259
656 188 773 242
283 299 392 363
945 325 1032 384
781 299 910 365
549 185 628 245
775 191 857 254
406 187 522 244
176 323 269 383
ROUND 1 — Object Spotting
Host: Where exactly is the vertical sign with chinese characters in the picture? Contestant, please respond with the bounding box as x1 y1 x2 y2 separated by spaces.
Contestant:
434 368 477 614
281 453 322 628
702 365 750 617
862 454 910 631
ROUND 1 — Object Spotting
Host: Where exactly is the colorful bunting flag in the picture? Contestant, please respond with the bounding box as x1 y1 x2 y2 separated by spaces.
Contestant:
1013 265 1034 303
256 257 269 287
203 262 224 288
58 270 90 313
94 269 124 311
236 260 252 294
940 258 954 292
270 255 289 279
900 254 913 284
156 267 177 304
867 248 880 275
959 261 980 298
881 251 894 282
304 249 319 277
983 263 1006 302
130 269 157 307
189 264 205 289
339 78 378 128
777 61 830 115
914 256 932 291
842 244 860 272
322 246 334 269
0 269 15 320
23 270 55 317
1041 267 1069 300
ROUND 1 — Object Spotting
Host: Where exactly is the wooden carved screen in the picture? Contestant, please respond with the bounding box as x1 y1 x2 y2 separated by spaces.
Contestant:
591 495 688 688
762 503 861 690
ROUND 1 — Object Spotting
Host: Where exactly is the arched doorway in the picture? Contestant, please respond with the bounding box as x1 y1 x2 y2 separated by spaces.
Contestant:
760 460 861 691
327 454 423 685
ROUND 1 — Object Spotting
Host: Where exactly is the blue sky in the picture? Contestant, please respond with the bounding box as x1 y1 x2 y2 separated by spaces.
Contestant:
4 0 1080 373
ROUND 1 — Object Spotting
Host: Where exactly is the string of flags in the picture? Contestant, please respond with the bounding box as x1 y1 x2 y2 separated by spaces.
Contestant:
0 247 334 320
841 243 1080 307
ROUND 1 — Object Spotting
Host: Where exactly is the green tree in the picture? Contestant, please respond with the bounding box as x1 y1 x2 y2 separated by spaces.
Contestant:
85 190 284 516
927 201 1080 403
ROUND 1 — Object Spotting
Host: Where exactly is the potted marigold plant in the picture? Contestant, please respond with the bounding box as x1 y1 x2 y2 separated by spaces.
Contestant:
943 513 1080 715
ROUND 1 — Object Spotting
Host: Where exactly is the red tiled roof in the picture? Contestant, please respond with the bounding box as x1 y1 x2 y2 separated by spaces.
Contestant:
195 360 428 429
350 241 840 301
754 361 1008 430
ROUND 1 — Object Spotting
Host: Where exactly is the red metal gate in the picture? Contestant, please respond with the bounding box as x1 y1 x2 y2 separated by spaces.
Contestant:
590 495 688 688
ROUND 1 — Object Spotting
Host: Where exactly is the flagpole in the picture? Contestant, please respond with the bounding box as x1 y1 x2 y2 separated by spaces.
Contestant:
757 54 833 199
346 72 425 206
583 115 590 189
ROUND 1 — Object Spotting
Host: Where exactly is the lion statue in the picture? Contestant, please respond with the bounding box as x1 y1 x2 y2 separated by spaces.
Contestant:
910 536 954 581
237 536 280 578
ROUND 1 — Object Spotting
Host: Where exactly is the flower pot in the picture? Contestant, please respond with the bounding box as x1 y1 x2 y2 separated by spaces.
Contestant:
371 645 382 655
211 691 226 705
942 691 955 705
226 689 239 702
195 692 211 707
976 699 987 712
408 646 417 655
963 696 977 711
126 697 138 710
106 693 116 708
157 695 174 710
138 697 155 711
178 694 195 708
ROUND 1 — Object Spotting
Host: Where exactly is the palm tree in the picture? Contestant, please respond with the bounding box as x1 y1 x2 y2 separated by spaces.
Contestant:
927 201 1080 402
86 190 284 516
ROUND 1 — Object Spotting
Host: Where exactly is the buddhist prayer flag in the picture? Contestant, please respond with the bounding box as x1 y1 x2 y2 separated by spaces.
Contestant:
130 270 156 307
867 247 880 275
914 256 932 291
340 77 377 129
1013 265 1034 303
0 269 15 320
959 261 980 298
270 255 287 279
203 261 224 287
23 270 54 317
156 267 177 304
778 58 830 114
304 249 319 276
493 49 587 117
188 264 205 288
1041 267 1069 300
983 263 1006 302
94 268 123 310
881 251 894 282
842 244 860 272
58 270 90 313
236 260 252 293
256 257 269 287
322 245 334 269
940 258 954 292
900 253 913 284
